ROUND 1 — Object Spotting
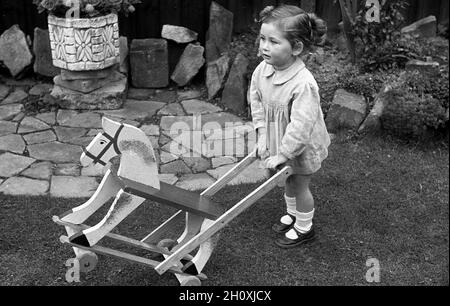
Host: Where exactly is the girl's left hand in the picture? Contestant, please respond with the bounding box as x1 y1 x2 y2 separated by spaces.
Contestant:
264 154 288 169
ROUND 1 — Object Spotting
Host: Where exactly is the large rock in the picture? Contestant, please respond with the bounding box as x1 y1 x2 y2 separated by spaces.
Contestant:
0 25 33 78
119 36 129 75
50 74 127 110
162 25 198 44
0 177 49 196
325 89 367 132
401 15 437 38
130 39 169 88
221 53 249 113
205 2 234 63
33 28 59 77
206 54 230 99
54 70 125 93
60 65 116 81
171 44 205 87
0 152 35 177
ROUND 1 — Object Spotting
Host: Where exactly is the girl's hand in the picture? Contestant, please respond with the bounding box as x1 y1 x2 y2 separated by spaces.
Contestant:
264 154 288 169
257 128 269 159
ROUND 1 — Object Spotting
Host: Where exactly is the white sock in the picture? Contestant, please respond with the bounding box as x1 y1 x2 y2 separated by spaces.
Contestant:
286 209 315 239
280 194 296 225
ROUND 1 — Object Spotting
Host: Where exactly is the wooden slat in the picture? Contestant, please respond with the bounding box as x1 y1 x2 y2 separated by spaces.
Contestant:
121 178 223 220
155 165 293 275
53 216 194 261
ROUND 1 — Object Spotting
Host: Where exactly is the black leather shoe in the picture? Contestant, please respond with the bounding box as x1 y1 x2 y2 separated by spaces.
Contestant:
275 226 315 249
272 215 296 234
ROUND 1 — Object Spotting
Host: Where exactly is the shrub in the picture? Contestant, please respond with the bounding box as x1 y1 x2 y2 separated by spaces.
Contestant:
337 66 384 103
381 88 447 138
404 68 449 109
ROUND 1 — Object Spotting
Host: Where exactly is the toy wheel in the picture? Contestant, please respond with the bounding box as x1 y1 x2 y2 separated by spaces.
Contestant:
157 238 177 252
180 276 201 286
77 252 98 273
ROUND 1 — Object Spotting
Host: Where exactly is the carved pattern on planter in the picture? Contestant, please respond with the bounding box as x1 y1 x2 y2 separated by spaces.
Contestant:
48 14 120 71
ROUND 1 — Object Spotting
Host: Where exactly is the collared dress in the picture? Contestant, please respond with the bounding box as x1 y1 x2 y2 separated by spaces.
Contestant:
249 58 331 175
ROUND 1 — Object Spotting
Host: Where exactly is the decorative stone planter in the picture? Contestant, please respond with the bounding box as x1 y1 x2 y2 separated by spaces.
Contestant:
48 13 120 71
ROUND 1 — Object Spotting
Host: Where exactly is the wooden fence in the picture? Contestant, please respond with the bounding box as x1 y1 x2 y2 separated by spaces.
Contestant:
0 0 448 44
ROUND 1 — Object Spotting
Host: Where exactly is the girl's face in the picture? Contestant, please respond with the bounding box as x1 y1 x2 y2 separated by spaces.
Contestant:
259 22 299 70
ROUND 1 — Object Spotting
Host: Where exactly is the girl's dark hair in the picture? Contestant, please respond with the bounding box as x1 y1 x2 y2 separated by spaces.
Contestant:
259 5 327 51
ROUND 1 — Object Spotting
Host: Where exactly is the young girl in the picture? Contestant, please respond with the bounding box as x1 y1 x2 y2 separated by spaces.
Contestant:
249 5 331 248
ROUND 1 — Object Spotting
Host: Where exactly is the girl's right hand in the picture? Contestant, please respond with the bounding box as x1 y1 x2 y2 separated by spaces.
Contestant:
257 128 269 159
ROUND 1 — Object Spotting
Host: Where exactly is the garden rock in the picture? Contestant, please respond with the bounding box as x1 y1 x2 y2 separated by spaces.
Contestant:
130 39 169 88
50 176 98 198
358 85 392 133
171 43 205 87
1 88 28 104
51 75 127 110
401 15 437 38
0 152 35 177
119 36 129 74
325 89 367 132
205 1 234 63
221 53 249 113
206 54 230 99
0 134 26 154
0 25 33 78
162 25 198 44
0 177 48 196
33 28 59 77
406 59 440 74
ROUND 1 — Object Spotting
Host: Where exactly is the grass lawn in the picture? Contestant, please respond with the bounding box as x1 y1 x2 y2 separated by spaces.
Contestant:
0 132 448 286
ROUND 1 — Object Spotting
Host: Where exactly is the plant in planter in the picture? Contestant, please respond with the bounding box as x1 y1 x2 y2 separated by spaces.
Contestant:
33 0 140 110
33 0 140 71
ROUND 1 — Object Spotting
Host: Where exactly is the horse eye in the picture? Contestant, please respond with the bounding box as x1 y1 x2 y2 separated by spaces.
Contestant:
100 141 106 145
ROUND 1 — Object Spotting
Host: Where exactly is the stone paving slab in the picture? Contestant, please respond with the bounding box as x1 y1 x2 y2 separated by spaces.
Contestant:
57 111 102 128
35 112 56 125
18 117 51 134
0 177 49 196
175 173 216 191
98 99 166 121
28 142 82 163
50 176 99 198
207 160 269 186
54 163 81 176
181 99 222 115
0 103 24 121
0 120 17 136
23 130 57 145
0 134 25 154
0 152 36 177
54 127 88 142
20 161 52 180
1 88 28 104
159 173 178 185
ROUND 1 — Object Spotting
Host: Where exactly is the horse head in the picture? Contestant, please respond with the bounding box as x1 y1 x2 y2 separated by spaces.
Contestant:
80 117 125 167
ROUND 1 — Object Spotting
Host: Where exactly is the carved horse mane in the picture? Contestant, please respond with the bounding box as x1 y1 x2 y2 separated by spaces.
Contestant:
81 117 160 190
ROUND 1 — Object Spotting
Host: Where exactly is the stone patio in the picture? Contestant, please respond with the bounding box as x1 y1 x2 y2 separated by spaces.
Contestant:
0 79 268 198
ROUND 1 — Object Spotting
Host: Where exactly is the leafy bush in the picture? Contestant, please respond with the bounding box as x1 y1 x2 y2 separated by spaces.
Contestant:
33 0 141 18
352 0 412 71
381 88 447 138
336 66 384 104
404 68 449 110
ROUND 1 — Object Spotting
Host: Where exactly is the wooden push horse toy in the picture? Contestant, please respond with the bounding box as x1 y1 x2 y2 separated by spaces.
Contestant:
53 117 292 286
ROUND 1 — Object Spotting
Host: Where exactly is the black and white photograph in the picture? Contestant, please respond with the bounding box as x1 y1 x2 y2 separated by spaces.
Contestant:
0 0 448 291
